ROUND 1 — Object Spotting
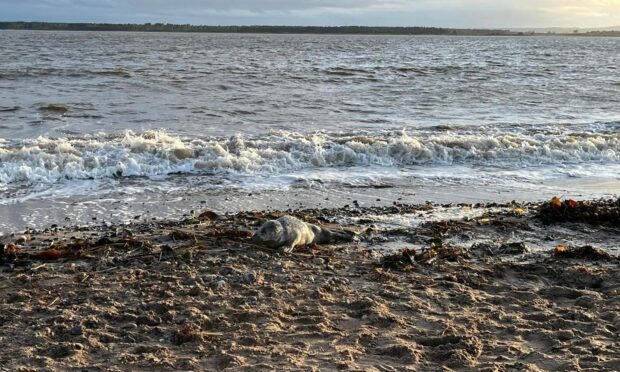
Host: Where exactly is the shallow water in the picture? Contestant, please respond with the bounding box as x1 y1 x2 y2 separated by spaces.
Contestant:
0 31 618 231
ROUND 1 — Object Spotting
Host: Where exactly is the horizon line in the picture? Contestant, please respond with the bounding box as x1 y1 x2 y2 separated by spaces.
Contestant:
1 21 619 31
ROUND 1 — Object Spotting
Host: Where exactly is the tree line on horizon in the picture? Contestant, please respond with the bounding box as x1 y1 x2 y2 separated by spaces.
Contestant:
0 22 517 35
1 22 618 36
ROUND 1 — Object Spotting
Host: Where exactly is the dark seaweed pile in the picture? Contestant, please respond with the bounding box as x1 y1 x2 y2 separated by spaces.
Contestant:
537 198 620 226
553 245 613 261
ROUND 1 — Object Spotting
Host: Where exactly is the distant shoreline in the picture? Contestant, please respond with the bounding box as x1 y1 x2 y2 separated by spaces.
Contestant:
1 22 619 36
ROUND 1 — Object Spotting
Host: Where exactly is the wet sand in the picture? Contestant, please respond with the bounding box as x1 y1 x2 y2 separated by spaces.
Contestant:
1 199 619 371
3 175 618 233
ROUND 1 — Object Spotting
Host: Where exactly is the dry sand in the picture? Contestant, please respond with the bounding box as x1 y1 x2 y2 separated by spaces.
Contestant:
0 200 619 371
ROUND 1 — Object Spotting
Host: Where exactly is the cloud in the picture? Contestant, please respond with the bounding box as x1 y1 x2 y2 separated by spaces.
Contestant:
0 0 618 27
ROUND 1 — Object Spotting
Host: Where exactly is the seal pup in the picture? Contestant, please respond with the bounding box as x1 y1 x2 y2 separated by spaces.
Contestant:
252 215 355 253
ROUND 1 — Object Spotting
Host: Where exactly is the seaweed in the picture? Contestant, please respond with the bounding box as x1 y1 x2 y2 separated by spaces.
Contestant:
198 210 221 221
537 197 620 226
380 249 416 271
553 245 612 261
379 245 467 271
498 242 529 255
0 243 20 263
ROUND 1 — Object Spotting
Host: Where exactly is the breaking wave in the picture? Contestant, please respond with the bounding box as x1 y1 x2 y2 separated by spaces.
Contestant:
0 128 618 185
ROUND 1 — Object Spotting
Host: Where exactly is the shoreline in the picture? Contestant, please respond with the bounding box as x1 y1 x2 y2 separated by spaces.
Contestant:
2 178 618 233
1 198 619 370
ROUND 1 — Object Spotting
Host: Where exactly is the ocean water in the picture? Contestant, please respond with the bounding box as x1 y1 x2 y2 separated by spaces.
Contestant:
0 31 619 231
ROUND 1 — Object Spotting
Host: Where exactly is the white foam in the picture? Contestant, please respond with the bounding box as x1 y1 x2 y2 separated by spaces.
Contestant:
0 128 618 186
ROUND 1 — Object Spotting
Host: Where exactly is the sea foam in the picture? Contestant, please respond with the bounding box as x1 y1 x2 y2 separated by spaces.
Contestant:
0 128 618 186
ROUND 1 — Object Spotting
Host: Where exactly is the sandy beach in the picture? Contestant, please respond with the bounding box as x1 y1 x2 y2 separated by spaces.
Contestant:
1 198 619 371
1 18 619 372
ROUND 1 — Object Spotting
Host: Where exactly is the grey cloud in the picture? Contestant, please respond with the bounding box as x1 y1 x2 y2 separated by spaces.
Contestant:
6 0 408 12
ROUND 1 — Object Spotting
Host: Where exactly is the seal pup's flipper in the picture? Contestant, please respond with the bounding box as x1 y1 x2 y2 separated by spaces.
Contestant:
328 230 357 243
310 224 356 244
278 244 295 254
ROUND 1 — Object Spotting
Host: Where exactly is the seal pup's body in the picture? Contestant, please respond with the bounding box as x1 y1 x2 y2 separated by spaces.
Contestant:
252 215 355 253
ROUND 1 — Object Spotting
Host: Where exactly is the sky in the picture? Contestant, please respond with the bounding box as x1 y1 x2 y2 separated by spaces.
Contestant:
1 0 619 28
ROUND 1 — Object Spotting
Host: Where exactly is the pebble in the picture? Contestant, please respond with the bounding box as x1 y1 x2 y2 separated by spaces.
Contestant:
245 296 258 304
242 272 257 284
203 274 218 283
69 325 83 336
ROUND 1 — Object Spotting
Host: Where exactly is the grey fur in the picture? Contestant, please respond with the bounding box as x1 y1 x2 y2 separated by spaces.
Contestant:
251 215 355 253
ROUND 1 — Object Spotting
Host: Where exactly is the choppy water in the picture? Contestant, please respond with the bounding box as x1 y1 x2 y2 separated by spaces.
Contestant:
0 31 619 231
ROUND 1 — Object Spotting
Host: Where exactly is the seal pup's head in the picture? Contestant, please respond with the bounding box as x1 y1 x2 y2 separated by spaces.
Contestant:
251 220 283 248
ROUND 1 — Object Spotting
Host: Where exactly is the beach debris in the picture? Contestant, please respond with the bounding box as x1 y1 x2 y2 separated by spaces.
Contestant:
379 244 466 270
1 243 20 263
3 243 21 255
198 210 221 221
31 248 66 261
172 323 201 345
553 245 612 261
380 249 416 271
471 242 529 257
498 242 529 255
0 233 156 263
169 230 193 241
538 197 620 226
476 217 493 225
550 196 563 208
204 229 253 239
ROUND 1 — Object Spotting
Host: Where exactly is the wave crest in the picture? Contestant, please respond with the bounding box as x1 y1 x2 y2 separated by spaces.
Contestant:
0 128 618 185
